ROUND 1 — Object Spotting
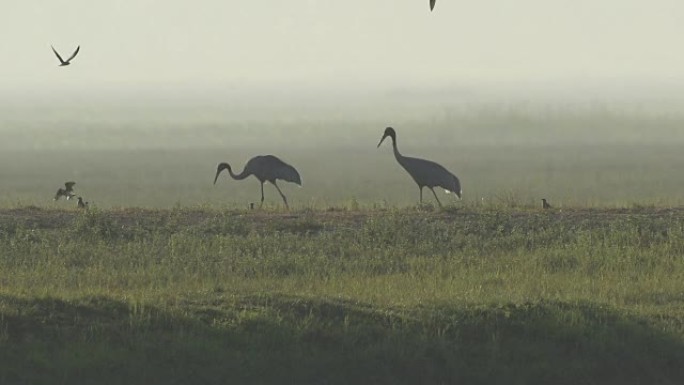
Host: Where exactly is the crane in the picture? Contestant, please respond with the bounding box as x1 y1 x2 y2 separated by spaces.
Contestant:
51 45 80 66
377 127 461 207
54 181 76 201
213 155 302 209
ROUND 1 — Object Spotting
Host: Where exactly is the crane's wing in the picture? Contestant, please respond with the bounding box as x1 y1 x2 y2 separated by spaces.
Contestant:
276 162 302 186
64 181 76 190
430 0 437 11
448 174 462 198
51 45 65 64
54 188 65 200
66 45 80 63
252 155 302 186
263 156 301 186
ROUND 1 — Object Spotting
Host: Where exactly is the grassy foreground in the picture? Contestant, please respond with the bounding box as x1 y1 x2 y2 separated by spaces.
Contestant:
1 206 684 384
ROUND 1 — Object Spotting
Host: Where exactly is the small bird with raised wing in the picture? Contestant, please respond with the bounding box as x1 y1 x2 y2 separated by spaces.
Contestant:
54 181 76 201
51 45 80 66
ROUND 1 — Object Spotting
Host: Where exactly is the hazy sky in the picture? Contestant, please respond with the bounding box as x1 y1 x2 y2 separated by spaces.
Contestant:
2 0 684 91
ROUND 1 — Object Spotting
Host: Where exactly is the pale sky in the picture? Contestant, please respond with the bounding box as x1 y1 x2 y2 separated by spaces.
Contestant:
2 0 684 92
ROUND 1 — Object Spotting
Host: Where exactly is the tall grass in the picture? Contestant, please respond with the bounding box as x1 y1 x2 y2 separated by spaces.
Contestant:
1 207 683 383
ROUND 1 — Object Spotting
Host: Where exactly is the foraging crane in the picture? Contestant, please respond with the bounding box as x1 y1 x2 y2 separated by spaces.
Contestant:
213 155 302 209
541 198 552 209
377 127 461 207
54 181 76 200
430 0 437 11
51 45 80 66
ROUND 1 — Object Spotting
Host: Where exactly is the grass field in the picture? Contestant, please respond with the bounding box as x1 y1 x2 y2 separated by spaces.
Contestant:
1 206 683 384
2 100 684 383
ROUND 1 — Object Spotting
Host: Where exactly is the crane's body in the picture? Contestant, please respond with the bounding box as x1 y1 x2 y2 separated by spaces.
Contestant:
378 127 461 207
214 155 301 209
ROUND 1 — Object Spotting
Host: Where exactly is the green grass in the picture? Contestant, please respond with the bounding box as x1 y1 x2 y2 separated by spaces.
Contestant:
1 206 683 384
4 89 684 383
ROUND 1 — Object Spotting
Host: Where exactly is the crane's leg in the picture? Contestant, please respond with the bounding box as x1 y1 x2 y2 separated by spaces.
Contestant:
419 186 423 205
430 187 443 208
273 181 289 209
260 182 265 208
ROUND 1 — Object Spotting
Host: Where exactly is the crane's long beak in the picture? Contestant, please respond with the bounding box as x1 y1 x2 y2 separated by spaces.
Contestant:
377 135 387 148
213 170 221 185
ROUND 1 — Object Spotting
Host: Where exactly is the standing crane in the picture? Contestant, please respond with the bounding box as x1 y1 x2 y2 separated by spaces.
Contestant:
377 127 461 207
430 0 437 11
213 155 302 209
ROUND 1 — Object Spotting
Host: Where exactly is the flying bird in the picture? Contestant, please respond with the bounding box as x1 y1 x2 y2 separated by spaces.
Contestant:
377 127 461 207
430 0 437 11
54 181 76 201
213 155 302 209
77 197 89 209
541 198 552 209
51 45 80 66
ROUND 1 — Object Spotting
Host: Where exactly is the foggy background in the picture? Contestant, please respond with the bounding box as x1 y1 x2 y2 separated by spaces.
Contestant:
3 0 684 88
2 1 684 207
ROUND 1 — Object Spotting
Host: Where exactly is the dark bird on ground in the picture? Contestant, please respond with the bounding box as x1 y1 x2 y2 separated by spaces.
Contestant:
377 127 461 207
77 197 89 209
213 155 302 209
54 181 76 201
541 198 552 209
51 45 80 66
430 0 437 11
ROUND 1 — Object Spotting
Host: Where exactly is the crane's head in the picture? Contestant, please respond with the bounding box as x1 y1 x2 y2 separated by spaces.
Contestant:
377 127 396 148
213 162 231 185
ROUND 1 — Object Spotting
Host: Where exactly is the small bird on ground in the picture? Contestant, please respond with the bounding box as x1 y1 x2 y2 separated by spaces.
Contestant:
51 45 80 66
54 181 76 200
77 197 89 209
213 155 302 209
541 198 552 209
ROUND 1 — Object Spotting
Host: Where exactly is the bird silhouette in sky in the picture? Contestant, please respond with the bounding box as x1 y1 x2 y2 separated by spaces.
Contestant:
51 45 80 66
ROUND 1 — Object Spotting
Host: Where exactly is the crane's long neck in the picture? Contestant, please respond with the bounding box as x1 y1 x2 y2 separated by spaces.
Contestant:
391 136 407 166
228 167 251 180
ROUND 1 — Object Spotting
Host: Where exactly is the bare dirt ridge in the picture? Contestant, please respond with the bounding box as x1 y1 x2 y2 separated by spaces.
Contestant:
1 206 684 231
